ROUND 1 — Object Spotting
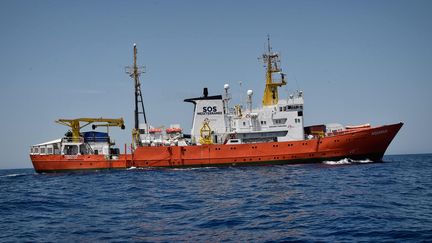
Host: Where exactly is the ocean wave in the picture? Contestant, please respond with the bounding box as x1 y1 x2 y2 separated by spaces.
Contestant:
169 167 218 171
323 158 373 165
0 173 27 178
0 155 430 242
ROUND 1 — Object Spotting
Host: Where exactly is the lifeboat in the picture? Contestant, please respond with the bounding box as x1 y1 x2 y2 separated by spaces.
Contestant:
166 127 182 134
149 128 163 133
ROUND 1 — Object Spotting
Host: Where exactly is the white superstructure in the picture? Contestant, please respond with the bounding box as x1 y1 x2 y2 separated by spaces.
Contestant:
184 86 305 145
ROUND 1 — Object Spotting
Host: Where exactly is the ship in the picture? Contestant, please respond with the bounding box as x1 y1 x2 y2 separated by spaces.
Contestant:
30 39 403 173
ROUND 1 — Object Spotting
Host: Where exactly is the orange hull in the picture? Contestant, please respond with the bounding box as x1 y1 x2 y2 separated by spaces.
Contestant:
30 123 402 173
30 154 131 173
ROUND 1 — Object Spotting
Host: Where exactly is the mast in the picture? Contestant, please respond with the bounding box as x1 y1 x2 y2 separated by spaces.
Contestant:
261 35 287 106
126 43 147 147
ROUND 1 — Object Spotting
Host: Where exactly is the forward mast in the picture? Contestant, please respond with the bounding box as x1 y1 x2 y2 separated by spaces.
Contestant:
125 44 148 147
262 36 287 106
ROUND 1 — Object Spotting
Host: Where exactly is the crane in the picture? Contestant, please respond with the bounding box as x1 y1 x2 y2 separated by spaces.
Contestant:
55 118 125 142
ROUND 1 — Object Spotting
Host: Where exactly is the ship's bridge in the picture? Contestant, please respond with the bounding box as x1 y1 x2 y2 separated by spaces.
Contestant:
225 89 305 143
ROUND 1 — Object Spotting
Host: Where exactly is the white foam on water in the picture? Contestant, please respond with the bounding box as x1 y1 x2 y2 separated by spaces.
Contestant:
323 158 353 165
323 158 374 165
0 173 25 178
170 167 217 171
356 159 373 163
127 166 137 170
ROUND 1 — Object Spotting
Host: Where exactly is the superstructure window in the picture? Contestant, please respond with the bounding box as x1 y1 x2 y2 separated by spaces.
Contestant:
274 119 287 124
64 145 79 155
288 105 303 110
80 144 88 155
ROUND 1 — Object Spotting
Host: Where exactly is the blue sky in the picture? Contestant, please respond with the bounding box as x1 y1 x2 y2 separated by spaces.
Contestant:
0 0 431 169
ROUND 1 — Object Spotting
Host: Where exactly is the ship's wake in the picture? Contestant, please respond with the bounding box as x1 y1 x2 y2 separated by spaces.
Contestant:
323 158 373 165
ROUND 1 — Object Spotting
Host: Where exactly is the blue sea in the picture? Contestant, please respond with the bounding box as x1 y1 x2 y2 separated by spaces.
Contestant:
1 154 431 242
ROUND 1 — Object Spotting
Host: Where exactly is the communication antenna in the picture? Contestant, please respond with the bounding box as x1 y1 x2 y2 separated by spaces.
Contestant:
125 43 148 146
238 80 244 108
223 84 231 114
267 34 272 53
247 90 253 112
